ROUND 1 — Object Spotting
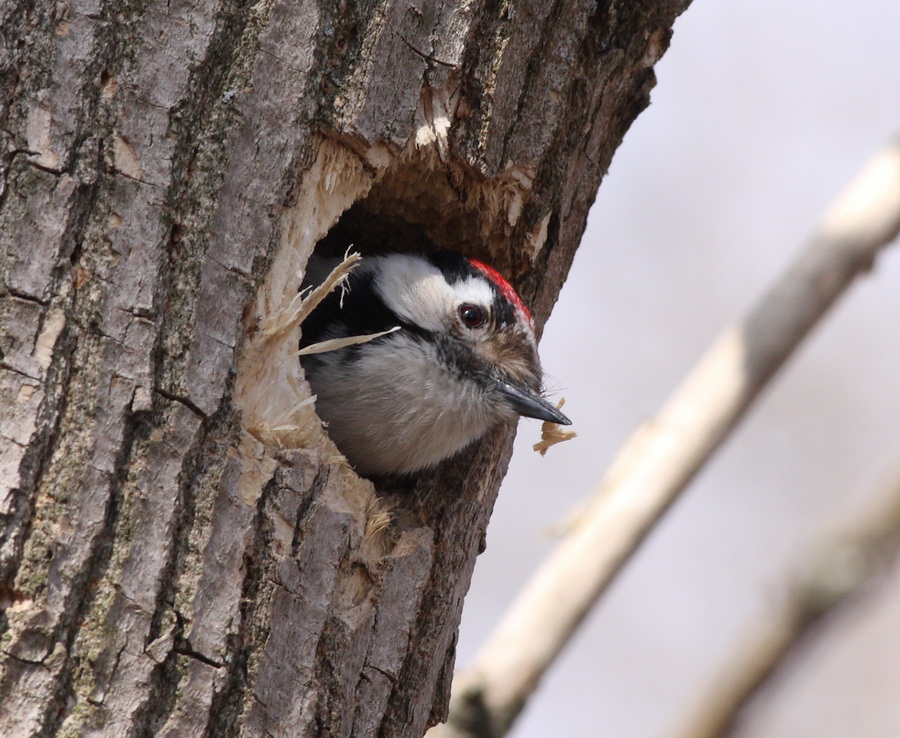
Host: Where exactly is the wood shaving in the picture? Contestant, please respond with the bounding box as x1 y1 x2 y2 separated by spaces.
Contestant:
533 398 576 456
298 326 400 356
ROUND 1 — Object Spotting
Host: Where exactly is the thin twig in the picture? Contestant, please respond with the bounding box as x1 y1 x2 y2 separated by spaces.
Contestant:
674 465 900 738
431 137 900 738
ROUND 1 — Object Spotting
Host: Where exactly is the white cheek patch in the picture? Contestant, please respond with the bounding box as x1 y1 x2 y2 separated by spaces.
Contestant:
375 256 454 332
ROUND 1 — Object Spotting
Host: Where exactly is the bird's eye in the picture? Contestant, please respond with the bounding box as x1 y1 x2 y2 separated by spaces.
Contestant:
458 303 487 329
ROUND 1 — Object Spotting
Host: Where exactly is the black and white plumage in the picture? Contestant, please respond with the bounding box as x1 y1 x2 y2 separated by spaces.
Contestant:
300 252 571 477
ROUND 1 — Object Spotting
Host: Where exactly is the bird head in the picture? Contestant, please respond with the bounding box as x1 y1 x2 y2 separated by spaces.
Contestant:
300 252 570 476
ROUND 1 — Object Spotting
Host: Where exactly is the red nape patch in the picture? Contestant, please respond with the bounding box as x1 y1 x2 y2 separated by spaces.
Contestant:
468 258 533 325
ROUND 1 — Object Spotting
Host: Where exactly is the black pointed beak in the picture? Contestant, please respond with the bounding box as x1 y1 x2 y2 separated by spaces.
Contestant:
495 380 572 425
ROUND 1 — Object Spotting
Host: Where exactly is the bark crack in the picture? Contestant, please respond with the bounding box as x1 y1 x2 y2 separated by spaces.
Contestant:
0 362 41 384
200 469 277 738
0 322 78 599
498 0 565 166
132 415 239 735
387 19 456 69
7 289 50 307
291 465 330 555
25 160 67 176
173 642 224 669
365 662 397 684
154 388 209 421
1 649 53 668
41 405 146 734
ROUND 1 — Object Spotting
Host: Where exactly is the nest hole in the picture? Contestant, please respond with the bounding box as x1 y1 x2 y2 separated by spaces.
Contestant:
314 159 495 262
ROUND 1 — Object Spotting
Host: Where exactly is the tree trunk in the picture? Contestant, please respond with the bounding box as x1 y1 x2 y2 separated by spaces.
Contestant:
0 0 689 735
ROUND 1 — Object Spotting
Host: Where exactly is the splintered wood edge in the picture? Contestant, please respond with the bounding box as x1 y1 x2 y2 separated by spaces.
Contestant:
262 251 363 342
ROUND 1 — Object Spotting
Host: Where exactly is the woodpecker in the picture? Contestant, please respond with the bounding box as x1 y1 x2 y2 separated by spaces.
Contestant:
299 251 571 477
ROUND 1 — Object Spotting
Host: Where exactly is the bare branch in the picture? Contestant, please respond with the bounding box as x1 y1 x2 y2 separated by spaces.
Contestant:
433 137 900 738
674 464 900 738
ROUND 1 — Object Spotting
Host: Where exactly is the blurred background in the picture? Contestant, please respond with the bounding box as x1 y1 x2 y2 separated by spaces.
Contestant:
455 1 900 736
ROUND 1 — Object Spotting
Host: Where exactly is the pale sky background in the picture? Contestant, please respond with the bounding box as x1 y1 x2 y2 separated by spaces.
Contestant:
456 1 900 736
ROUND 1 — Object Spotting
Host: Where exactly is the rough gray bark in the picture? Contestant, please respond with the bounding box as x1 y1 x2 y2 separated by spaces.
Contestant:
0 1 690 736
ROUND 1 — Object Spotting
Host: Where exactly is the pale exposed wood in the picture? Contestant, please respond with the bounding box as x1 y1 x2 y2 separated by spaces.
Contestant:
0 0 690 735
437 138 900 738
